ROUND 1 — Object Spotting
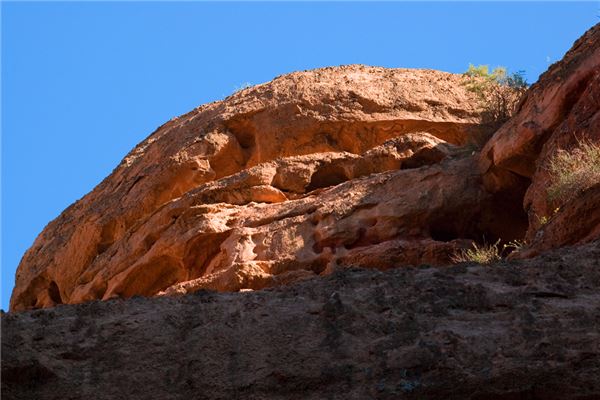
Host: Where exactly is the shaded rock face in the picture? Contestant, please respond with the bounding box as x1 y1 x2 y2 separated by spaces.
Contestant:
3 240 600 400
10 66 504 311
479 24 600 256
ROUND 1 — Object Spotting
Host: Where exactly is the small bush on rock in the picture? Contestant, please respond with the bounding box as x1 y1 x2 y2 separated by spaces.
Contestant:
463 64 528 131
546 139 600 206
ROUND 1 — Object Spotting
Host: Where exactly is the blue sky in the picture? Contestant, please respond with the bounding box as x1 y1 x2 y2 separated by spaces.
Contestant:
1 2 598 310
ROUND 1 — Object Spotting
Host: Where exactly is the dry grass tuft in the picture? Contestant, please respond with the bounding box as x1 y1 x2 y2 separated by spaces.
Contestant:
451 240 501 265
546 139 600 206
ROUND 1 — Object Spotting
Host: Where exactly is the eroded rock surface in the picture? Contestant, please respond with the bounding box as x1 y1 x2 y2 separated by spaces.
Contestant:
10 66 489 311
3 240 600 400
479 24 600 255
9 24 600 313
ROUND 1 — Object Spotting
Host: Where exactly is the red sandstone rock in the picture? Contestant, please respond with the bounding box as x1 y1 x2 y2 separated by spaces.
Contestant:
479 24 600 256
10 24 600 312
10 67 488 311
4 21 600 400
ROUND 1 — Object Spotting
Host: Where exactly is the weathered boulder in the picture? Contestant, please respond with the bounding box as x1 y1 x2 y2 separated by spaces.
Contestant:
10 66 488 311
3 240 600 400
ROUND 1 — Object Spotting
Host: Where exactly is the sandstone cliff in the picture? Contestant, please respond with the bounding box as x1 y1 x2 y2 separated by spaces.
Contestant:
10 66 496 311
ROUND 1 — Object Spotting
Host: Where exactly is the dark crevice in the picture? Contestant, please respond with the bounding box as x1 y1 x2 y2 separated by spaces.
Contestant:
225 113 259 150
232 130 255 150
559 71 594 122
245 206 319 228
429 173 529 246
430 227 462 242
400 146 448 169
125 175 145 197
528 291 570 299
143 233 159 251
48 281 63 305
310 258 328 275
428 212 489 244
306 164 349 192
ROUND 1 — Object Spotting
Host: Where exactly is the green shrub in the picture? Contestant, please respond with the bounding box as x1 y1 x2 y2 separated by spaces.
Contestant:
463 64 528 129
451 240 501 264
546 139 600 206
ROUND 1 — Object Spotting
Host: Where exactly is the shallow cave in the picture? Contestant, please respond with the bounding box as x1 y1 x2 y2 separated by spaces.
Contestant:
306 164 350 192
428 180 530 248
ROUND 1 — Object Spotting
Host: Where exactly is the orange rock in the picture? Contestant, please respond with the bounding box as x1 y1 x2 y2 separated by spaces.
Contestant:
13 23 600 311
10 66 487 311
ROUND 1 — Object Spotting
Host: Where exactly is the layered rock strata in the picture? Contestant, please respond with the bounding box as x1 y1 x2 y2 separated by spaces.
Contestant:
10 67 493 311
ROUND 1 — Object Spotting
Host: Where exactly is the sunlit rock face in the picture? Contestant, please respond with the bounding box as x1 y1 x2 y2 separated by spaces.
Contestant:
11 65 496 311
4 18 600 400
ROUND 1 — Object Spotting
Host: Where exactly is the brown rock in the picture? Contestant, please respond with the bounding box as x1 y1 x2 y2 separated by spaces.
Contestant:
3 240 600 400
4 20 600 400
10 66 487 311
517 183 600 258
479 24 600 254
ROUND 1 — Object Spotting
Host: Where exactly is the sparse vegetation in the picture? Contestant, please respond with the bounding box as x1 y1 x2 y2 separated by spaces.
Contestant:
546 139 600 206
502 239 527 253
451 239 502 264
462 64 528 139
232 82 254 94
536 207 560 229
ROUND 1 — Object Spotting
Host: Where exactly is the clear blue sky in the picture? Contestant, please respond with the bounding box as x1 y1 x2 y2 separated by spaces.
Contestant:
2 2 598 310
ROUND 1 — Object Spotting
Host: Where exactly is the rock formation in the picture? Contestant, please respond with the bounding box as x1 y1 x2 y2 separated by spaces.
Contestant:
10 66 499 311
8 24 600 313
479 24 600 257
3 21 600 400
3 241 600 399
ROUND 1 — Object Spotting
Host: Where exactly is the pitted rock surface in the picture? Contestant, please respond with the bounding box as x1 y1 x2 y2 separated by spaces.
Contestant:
10 66 491 311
